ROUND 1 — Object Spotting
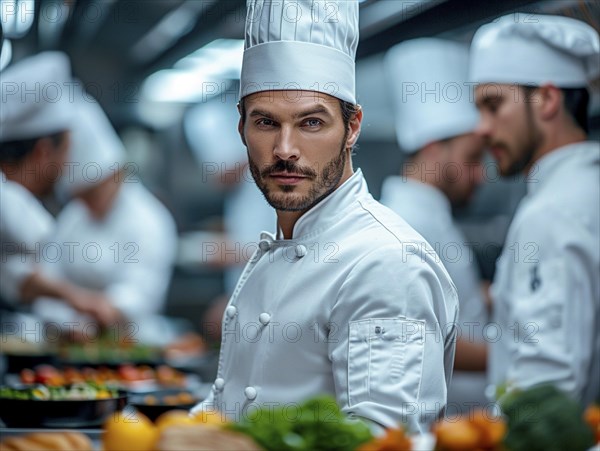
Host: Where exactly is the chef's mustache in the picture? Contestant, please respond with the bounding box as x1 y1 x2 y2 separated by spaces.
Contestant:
261 160 317 178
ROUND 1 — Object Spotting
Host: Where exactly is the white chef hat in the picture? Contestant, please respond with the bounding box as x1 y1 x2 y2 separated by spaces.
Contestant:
385 38 479 154
0 51 73 142
0 39 12 72
240 0 359 104
59 95 126 195
469 13 600 87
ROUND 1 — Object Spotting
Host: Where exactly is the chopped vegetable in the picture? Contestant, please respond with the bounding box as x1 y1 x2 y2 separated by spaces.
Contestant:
0 382 119 401
19 364 186 387
228 396 373 451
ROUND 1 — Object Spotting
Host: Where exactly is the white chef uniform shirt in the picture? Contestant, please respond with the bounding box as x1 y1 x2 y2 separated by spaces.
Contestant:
490 141 600 406
193 169 459 433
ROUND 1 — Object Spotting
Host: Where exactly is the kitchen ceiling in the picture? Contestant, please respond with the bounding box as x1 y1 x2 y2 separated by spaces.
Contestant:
5 0 598 124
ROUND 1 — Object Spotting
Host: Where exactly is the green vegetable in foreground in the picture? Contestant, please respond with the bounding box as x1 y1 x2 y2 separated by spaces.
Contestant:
501 384 595 451
228 396 373 451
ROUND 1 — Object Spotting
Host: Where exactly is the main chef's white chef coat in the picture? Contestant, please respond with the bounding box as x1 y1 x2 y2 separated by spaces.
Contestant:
490 141 600 406
195 170 459 433
0 170 55 302
33 182 177 343
380 177 489 411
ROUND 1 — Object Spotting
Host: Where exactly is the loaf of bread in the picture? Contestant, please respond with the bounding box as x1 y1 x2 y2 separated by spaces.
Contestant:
0 432 93 451
156 425 262 451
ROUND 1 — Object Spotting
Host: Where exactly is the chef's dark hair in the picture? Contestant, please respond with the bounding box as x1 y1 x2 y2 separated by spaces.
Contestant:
562 88 590 134
522 85 590 134
0 131 68 164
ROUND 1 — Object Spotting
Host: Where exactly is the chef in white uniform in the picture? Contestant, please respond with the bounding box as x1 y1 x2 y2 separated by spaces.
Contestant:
33 96 178 344
192 0 459 433
469 13 600 406
0 52 99 315
381 39 489 414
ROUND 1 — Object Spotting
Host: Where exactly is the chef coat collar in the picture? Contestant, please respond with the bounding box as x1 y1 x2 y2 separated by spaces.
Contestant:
381 176 451 217
526 141 600 196
274 169 369 242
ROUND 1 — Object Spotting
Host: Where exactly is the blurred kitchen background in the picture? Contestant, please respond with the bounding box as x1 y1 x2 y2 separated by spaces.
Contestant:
2 0 599 335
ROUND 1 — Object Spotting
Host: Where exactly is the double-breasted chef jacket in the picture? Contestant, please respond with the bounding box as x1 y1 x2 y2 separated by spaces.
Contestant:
490 142 600 406
194 169 459 433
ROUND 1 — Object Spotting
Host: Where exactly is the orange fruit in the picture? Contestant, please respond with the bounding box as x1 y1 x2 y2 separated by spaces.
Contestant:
433 418 480 451
584 405 600 443
103 410 158 451
155 410 197 432
191 409 228 427
357 427 411 451
470 409 507 447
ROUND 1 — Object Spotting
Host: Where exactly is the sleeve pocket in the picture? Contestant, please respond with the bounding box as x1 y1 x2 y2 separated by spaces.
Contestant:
348 317 425 406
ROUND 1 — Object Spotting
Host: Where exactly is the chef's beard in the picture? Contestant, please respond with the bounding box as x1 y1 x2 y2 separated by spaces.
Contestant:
248 142 348 212
500 98 543 177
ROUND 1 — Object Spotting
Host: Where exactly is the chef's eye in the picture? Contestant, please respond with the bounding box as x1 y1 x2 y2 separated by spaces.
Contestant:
486 98 502 114
256 118 276 128
303 118 323 128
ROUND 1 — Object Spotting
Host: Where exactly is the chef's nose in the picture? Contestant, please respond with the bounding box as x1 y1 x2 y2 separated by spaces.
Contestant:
475 114 492 140
273 125 300 161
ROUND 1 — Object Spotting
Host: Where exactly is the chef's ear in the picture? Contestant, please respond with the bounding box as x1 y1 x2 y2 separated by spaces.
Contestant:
345 105 362 149
237 102 247 147
31 136 56 162
535 84 561 122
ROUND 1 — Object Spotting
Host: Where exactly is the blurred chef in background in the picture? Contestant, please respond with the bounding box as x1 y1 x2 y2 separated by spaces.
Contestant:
33 94 178 344
470 13 599 405
0 52 104 318
382 38 489 414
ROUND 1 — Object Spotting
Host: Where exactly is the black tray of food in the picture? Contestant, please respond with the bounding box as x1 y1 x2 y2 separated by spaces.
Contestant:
129 389 202 422
0 384 127 428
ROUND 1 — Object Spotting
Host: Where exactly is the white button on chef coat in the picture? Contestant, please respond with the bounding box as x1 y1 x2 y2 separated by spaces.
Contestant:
226 306 238 318
295 244 307 258
259 312 271 326
0 171 55 302
214 378 225 391
244 386 257 401
490 142 600 406
380 177 489 410
258 239 271 253
192 170 458 433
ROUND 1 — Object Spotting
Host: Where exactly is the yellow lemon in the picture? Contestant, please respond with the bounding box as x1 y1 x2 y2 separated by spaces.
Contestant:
103 410 158 451
155 410 197 432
